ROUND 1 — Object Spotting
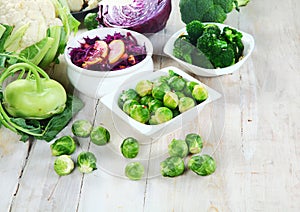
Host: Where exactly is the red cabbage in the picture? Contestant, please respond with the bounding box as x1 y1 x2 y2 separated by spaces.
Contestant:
98 0 172 33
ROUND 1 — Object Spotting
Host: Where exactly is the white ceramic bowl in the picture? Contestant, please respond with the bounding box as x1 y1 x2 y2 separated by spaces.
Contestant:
100 66 221 138
64 27 154 99
163 23 255 77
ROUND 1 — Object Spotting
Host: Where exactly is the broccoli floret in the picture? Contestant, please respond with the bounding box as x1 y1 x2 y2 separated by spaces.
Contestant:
186 20 204 45
221 27 244 62
210 46 235 68
214 0 235 13
203 24 222 36
173 35 194 64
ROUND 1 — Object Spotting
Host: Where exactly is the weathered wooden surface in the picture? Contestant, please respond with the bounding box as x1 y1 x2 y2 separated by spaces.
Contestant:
1 0 300 211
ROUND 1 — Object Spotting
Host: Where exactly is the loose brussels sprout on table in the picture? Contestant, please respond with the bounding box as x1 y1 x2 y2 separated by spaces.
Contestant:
90 126 110 145
54 155 75 176
121 137 140 158
125 162 145 180
117 69 209 125
168 138 189 158
77 152 97 174
188 154 216 176
50 135 76 156
160 156 185 177
72 120 93 137
185 133 203 154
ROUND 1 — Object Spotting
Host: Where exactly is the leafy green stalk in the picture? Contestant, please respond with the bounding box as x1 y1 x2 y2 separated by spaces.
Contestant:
4 23 29 52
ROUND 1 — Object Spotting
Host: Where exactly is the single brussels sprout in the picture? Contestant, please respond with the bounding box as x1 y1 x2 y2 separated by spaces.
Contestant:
123 99 140 115
163 91 179 109
156 75 170 84
72 120 93 137
77 151 97 173
118 88 140 108
168 75 186 91
90 126 110 145
148 99 163 113
168 139 189 158
185 133 203 154
148 117 158 125
151 107 173 124
129 105 150 124
125 162 144 180
50 135 76 156
135 80 153 97
121 137 139 158
178 97 195 113
54 155 75 176
183 81 198 97
160 156 185 177
192 84 208 102
140 95 154 106
152 82 171 100
188 154 216 176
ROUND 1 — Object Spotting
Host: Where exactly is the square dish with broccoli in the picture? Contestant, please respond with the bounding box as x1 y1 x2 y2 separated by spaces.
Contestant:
163 21 255 77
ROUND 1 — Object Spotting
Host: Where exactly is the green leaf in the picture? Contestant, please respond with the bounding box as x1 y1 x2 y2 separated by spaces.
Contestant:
4 23 29 52
0 24 13 53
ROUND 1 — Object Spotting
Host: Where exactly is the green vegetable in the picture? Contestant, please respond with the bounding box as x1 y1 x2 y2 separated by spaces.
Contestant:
179 0 249 24
121 137 140 158
188 154 216 176
140 95 154 106
178 97 195 113
168 139 189 158
0 24 13 53
129 105 150 124
150 107 173 124
185 133 203 154
84 13 99 30
152 82 171 100
135 80 153 97
186 20 204 45
125 162 144 180
168 75 186 91
163 91 179 109
77 152 97 173
54 155 75 176
192 84 208 102
90 126 110 145
160 156 185 177
118 88 140 108
50 135 76 156
72 120 93 137
148 99 163 113
123 99 140 115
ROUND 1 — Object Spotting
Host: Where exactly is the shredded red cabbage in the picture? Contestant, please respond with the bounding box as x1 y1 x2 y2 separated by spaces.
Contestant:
69 32 147 71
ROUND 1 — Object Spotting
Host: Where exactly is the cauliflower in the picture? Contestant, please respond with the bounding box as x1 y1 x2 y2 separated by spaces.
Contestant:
0 0 62 50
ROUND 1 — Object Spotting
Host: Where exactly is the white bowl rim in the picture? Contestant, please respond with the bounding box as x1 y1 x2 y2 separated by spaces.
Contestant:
163 22 255 76
64 27 154 78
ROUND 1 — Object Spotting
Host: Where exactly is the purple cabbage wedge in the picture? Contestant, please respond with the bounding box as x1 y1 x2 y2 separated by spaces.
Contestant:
98 0 172 33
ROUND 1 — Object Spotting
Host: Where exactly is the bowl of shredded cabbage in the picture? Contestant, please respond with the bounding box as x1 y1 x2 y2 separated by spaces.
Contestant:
64 27 153 99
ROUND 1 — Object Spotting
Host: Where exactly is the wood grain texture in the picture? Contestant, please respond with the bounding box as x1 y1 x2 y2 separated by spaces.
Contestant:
1 0 300 211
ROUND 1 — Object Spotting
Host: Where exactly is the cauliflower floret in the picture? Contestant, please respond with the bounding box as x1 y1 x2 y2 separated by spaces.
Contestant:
0 0 62 50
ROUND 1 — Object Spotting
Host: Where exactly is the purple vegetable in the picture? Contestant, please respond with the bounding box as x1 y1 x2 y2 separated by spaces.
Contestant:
98 0 172 33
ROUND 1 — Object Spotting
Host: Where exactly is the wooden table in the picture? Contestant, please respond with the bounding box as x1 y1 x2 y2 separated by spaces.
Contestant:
1 0 300 211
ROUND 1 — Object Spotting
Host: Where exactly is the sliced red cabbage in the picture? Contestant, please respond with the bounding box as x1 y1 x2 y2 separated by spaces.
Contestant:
98 0 172 33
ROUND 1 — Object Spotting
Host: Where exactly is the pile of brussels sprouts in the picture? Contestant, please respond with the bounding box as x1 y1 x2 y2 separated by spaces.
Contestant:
160 133 216 177
118 70 209 125
51 120 110 176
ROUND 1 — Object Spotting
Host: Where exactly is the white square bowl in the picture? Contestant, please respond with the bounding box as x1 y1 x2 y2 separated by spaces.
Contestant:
100 66 221 138
163 23 255 77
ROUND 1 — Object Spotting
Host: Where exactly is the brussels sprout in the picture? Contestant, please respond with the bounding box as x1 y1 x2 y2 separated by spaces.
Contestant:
148 99 163 113
54 155 75 176
160 156 185 177
152 107 173 124
90 126 110 145
118 88 140 108
185 133 203 154
152 82 171 100
121 137 139 158
163 91 179 109
123 99 140 115
77 151 97 173
178 97 195 113
125 162 144 180
183 81 199 97
192 84 208 102
72 120 93 137
156 75 170 84
140 95 154 106
148 117 158 125
135 80 153 97
129 105 150 124
50 135 76 156
168 138 189 158
175 91 185 99
168 75 186 91
188 154 216 176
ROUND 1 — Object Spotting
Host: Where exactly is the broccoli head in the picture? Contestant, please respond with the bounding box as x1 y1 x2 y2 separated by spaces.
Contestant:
186 20 204 45
203 24 222 36
221 27 244 62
